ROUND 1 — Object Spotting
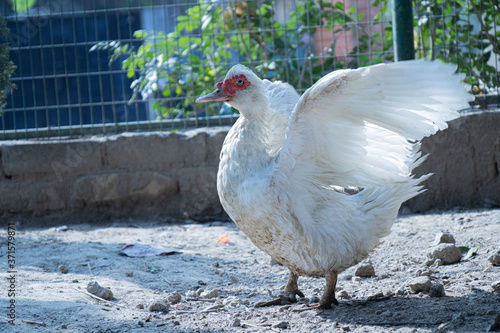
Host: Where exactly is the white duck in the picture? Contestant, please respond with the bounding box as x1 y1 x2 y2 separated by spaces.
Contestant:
196 60 472 309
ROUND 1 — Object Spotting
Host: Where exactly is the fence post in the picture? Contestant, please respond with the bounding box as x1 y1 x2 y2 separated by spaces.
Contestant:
392 0 415 61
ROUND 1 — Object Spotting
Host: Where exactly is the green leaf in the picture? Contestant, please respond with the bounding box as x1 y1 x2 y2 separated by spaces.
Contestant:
133 30 148 39
458 246 470 254
335 2 344 10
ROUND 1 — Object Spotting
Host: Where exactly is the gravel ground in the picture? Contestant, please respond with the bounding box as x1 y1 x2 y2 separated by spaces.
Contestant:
0 209 499 333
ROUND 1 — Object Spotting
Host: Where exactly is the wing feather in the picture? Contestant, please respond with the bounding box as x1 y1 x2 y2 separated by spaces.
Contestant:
262 79 300 154
277 60 473 188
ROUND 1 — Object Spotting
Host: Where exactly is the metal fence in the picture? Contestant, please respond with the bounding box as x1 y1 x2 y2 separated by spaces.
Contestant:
0 0 498 140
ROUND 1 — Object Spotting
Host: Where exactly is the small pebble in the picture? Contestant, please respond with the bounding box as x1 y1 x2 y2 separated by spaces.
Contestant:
200 289 218 298
61 324 68 329
492 281 500 293
395 288 405 296
58 265 69 274
416 269 434 277
434 232 455 245
409 276 433 293
338 290 350 299
434 259 444 267
86 281 113 300
273 321 289 329
352 276 361 282
136 304 144 309
147 300 169 312
354 264 375 277
489 251 500 266
173 320 180 325
427 243 462 265
137 321 144 327
185 290 199 298
231 318 241 327
196 288 204 295
71 279 79 283
429 283 446 297
166 292 182 304
126 272 133 277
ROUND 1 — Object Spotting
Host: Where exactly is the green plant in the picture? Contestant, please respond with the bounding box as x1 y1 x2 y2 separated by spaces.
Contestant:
0 15 16 115
367 0 499 94
414 0 499 94
92 0 358 119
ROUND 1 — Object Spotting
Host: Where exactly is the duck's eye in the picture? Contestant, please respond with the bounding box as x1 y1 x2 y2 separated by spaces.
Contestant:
236 78 245 86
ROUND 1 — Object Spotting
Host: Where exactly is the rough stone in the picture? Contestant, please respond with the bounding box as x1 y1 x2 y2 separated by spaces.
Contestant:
166 292 182 304
429 283 446 297
434 232 456 245
86 281 113 300
492 281 500 293
355 264 375 277
273 321 289 329
58 265 68 274
427 243 462 265
488 250 500 266
148 300 170 312
409 276 433 293
200 289 218 298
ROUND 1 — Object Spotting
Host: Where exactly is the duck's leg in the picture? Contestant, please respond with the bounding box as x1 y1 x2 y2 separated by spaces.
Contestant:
254 271 304 307
319 271 339 309
280 271 304 302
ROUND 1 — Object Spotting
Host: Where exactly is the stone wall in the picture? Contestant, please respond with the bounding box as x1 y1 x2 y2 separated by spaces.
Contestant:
0 111 499 225
405 110 500 212
0 128 228 224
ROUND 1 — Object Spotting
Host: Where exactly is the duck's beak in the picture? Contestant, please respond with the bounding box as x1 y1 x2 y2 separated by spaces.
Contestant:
195 89 231 103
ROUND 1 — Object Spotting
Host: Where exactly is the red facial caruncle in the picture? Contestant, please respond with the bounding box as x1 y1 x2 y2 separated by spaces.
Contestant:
215 74 251 97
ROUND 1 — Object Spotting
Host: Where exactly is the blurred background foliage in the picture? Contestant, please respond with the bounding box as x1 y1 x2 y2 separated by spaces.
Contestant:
5 0 499 120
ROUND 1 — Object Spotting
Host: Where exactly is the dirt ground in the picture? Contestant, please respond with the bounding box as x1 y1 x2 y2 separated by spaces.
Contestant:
1 209 499 333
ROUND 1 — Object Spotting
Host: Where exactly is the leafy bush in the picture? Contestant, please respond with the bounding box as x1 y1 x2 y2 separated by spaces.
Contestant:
0 15 16 115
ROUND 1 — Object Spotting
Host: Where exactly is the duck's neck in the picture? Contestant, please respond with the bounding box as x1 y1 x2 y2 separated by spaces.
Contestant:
236 108 273 168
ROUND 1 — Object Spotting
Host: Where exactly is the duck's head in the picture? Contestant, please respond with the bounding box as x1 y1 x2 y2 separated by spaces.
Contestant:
196 64 264 112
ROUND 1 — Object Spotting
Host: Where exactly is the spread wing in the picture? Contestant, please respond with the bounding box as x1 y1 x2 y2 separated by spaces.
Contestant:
262 79 300 155
276 60 473 188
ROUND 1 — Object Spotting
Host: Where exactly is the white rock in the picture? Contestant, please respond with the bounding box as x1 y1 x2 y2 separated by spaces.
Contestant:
434 232 455 245
200 289 219 298
231 318 241 327
488 250 500 266
148 299 170 312
409 276 433 293
492 281 500 293
355 264 375 277
86 281 113 300
166 292 182 304
427 243 462 265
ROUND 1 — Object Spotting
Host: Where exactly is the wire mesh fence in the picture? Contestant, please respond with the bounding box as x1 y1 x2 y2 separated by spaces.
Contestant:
0 0 498 140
